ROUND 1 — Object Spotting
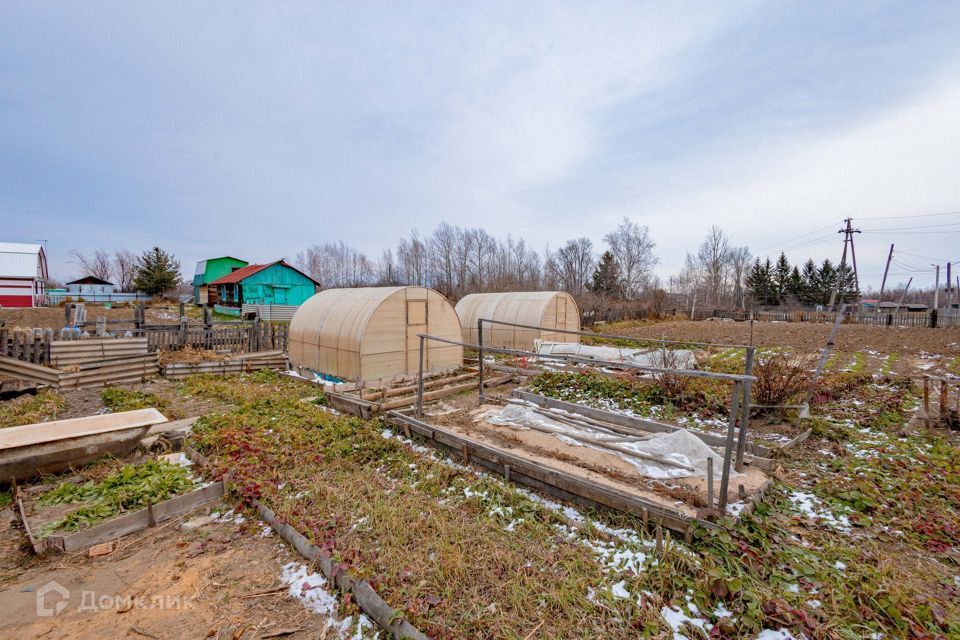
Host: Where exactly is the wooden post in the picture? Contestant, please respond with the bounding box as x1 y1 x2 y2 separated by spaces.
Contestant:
416 335 425 419
477 319 485 404
179 317 188 348
924 377 931 427
939 380 948 420
64 304 71 327
706 457 714 509
735 346 755 471
718 381 742 513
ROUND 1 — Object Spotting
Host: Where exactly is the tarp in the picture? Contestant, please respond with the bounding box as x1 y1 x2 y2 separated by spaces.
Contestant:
533 340 697 370
483 404 733 480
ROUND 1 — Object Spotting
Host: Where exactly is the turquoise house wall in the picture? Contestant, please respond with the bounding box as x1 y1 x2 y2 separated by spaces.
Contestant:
217 262 317 306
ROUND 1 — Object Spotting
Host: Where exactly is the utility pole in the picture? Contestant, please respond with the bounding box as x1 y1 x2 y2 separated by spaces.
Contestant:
832 217 861 310
933 265 940 310
879 243 894 303
895 277 913 311
947 263 954 310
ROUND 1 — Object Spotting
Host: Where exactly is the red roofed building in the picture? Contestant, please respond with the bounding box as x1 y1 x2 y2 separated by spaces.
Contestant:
209 260 318 308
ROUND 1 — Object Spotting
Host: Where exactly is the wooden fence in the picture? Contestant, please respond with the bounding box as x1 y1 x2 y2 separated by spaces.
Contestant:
141 320 288 352
691 308 960 328
1 322 289 366
0 328 53 365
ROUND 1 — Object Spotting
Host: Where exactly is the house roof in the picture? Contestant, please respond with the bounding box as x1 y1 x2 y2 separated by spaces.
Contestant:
67 276 114 286
0 242 46 279
194 256 248 277
209 260 319 286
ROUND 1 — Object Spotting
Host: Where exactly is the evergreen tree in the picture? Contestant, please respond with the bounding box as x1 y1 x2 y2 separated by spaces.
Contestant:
836 264 859 303
786 266 804 300
589 251 623 298
773 253 791 304
815 259 837 306
133 247 182 296
800 259 818 305
746 257 775 305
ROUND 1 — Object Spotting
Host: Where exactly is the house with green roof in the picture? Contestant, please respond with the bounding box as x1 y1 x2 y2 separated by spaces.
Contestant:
192 256 248 305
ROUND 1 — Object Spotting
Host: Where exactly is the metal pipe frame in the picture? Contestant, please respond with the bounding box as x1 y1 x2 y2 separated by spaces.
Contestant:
477 317 754 350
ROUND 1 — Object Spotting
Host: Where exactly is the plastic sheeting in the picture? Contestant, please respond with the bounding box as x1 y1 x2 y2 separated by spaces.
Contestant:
484 404 732 480
533 340 697 370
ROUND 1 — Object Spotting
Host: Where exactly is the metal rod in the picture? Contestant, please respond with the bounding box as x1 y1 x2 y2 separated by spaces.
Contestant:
419 333 754 383
475 317 753 350
416 335 425 419
477 318 485 404
735 346 755 471
718 380 742 512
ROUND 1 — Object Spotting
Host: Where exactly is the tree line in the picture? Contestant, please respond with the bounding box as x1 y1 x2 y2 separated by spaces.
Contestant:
71 247 182 296
745 254 859 306
294 218 660 303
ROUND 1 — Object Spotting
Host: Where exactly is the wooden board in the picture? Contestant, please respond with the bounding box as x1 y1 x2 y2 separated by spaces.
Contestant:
386 411 707 535
43 480 225 553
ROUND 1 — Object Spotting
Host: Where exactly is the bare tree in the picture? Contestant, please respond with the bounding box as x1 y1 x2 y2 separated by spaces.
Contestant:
72 249 114 282
604 218 658 299
397 230 429 286
466 228 497 291
696 226 732 307
296 241 373 288
729 246 752 310
113 249 137 292
376 249 399 286
429 223 459 297
553 238 594 294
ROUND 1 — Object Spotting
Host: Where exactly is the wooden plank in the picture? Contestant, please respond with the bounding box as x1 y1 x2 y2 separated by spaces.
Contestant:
386 411 703 534
49 481 223 552
17 496 43 555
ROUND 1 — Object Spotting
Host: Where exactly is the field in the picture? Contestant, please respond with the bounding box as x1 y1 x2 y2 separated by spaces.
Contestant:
0 304 183 330
0 318 958 639
600 318 960 377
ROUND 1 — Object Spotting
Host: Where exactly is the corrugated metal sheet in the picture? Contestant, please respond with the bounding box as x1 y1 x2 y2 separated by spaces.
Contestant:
211 263 272 285
241 304 300 321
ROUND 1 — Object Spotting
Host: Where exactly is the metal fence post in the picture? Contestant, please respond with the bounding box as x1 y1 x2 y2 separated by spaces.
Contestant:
477 319 485 404
416 335 425 419
718 380 742 513
735 346 755 471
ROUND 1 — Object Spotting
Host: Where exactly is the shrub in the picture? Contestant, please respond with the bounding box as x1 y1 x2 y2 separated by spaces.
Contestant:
752 352 811 407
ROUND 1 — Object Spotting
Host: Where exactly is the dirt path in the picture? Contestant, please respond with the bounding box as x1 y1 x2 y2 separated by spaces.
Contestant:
0 499 346 640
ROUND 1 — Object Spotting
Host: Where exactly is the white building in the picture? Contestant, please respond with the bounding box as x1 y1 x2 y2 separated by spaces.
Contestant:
0 242 48 308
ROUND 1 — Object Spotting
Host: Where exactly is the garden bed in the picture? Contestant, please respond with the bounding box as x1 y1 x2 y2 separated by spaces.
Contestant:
17 450 224 553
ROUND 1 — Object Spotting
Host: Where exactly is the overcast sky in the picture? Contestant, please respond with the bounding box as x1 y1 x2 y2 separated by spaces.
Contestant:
2 1 960 288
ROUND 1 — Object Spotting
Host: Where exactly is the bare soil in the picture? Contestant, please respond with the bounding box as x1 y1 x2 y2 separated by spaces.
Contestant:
0 305 183 331
0 497 342 640
424 385 768 515
50 378 232 422
607 319 960 375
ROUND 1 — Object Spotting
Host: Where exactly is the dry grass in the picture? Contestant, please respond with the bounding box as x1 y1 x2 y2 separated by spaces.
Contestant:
186 371 664 639
0 390 64 427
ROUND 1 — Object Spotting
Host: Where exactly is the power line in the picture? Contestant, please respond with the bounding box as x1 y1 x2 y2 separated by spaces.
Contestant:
755 221 838 253
857 209 960 221
864 221 960 232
